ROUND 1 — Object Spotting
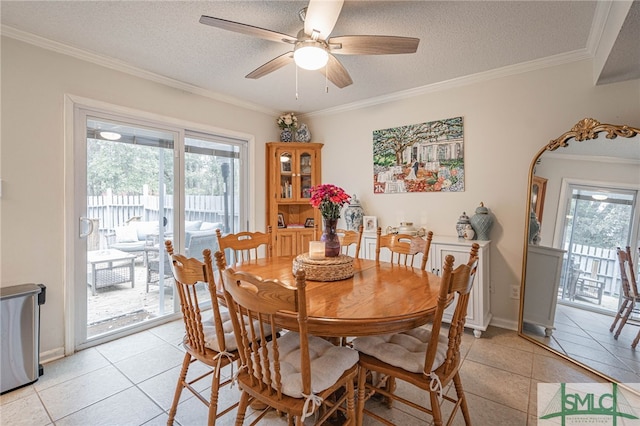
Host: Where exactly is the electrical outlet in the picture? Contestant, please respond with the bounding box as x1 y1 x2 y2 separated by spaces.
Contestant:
510 285 521 299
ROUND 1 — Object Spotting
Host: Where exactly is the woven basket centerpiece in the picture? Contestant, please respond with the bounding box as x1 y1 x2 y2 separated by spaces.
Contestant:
292 253 354 282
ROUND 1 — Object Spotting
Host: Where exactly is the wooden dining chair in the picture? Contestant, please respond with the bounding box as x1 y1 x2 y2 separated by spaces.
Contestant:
165 240 240 426
375 226 433 270
337 225 363 258
631 247 640 349
610 246 640 339
215 251 359 425
215 226 272 264
353 243 480 426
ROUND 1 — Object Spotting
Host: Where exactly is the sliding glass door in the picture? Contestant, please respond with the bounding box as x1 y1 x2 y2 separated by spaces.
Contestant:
74 106 248 349
558 184 638 314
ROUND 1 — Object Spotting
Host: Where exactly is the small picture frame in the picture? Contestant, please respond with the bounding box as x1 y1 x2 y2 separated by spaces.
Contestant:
363 216 377 232
304 218 314 228
277 213 286 228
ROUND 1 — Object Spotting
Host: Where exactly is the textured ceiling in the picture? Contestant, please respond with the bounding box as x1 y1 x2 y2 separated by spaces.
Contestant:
1 1 637 115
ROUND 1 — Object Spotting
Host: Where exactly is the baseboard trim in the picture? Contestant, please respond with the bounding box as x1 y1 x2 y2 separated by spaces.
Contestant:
490 317 519 331
40 347 65 365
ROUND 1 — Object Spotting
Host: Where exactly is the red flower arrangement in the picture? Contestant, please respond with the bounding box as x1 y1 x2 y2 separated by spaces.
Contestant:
309 184 351 219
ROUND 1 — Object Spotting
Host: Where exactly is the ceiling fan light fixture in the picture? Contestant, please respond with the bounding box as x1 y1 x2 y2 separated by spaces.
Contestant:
294 43 329 70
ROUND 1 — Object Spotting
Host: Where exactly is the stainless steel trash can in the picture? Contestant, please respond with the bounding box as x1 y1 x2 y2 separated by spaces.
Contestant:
0 283 46 394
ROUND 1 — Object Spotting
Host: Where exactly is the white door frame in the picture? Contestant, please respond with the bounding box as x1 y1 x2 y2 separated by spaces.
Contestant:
63 94 255 355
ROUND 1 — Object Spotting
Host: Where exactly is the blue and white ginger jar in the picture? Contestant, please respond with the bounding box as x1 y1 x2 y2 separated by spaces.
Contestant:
343 195 364 231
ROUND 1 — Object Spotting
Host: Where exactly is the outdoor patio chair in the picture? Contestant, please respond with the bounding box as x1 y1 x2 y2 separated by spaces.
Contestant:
186 232 218 263
144 245 173 292
108 217 166 258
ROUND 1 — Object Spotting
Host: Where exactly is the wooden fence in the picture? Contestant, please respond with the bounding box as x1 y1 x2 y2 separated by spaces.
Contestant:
87 193 238 241
562 243 620 297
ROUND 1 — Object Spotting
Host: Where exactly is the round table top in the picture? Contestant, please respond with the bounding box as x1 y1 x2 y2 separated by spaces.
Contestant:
226 256 443 337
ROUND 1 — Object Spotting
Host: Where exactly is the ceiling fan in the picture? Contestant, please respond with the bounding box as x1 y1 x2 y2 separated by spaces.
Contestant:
199 0 419 88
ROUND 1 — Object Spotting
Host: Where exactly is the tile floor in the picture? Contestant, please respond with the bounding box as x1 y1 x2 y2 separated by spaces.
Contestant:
0 321 606 426
524 302 640 384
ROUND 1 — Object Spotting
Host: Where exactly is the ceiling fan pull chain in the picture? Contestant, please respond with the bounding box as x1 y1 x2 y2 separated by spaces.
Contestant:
296 65 299 100
325 63 329 93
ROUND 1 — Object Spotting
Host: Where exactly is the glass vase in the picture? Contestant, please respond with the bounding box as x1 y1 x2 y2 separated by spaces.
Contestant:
321 218 341 257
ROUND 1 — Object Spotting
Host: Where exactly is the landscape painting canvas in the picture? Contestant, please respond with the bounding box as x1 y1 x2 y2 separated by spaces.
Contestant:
373 116 464 193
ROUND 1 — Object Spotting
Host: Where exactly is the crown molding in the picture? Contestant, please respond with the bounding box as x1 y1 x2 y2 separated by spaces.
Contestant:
1 20 596 119
1 25 279 117
308 48 592 117
544 151 640 166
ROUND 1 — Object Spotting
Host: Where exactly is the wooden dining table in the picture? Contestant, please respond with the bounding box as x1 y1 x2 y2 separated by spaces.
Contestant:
225 255 444 337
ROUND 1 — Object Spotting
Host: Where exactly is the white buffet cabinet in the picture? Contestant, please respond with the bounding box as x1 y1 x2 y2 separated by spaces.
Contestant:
427 237 492 338
523 245 565 337
362 234 492 338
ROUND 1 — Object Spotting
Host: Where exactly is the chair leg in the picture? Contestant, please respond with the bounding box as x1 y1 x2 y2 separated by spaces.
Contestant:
207 370 222 426
633 330 640 349
430 390 443 426
453 372 471 425
610 299 629 332
356 366 368 426
345 372 356 424
614 301 635 339
235 391 251 426
168 352 192 425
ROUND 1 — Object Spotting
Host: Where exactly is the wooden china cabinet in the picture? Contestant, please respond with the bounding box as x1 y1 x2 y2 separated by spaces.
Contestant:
266 142 323 256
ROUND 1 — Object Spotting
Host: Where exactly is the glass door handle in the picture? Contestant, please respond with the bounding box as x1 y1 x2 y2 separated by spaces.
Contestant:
79 216 94 238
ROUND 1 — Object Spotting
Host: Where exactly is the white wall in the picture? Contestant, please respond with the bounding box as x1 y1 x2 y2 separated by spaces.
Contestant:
0 37 277 356
2 35 639 356
307 59 640 328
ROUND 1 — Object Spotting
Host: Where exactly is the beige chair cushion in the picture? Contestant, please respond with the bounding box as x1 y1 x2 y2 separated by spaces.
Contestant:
352 326 448 374
115 225 139 243
201 310 239 352
259 331 358 398
202 311 274 353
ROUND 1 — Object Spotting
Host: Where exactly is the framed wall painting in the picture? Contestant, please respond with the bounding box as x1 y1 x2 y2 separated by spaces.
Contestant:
531 175 547 224
373 116 464 194
363 216 377 232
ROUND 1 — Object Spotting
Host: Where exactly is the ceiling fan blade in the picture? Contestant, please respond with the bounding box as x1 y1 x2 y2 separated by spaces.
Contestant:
329 35 420 55
320 54 353 88
245 52 294 79
200 15 297 44
304 0 344 40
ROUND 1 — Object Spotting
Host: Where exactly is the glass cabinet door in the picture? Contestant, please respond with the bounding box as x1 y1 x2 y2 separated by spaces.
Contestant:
299 151 313 199
276 148 316 201
278 150 294 199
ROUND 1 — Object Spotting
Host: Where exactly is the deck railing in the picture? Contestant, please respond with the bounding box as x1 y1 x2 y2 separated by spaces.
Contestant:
87 190 238 249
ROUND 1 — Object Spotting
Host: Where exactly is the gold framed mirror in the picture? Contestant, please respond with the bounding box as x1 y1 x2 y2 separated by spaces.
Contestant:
518 118 640 383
